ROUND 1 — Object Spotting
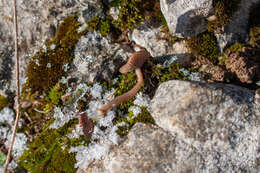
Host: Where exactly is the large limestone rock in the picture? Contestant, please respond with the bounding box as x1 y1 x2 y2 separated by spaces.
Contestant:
160 0 213 38
86 123 178 173
149 80 260 172
86 80 260 173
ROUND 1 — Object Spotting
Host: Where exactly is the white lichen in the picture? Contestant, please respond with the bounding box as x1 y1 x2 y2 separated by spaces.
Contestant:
0 107 14 126
49 107 76 129
128 106 141 118
133 92 150 107
50 44 56 50
5 133 27 158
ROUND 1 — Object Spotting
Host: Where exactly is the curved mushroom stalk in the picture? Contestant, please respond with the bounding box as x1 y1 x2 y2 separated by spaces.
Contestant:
98 49 150 117
98 68 143 116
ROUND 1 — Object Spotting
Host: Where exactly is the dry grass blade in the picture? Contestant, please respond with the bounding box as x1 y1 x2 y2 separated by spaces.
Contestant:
3 0 20 172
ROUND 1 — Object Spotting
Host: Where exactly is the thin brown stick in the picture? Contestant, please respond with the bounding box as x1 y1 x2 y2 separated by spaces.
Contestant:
3 0 20 172
98 68 144 116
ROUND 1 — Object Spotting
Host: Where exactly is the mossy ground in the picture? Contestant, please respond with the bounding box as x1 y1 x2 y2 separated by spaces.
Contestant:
16 1 204 172
0 95 8 111
86 0 165 38
16 16 90 173
249 4 260 48
101 57 195 137
18 15 88 139
18 119 89 173
186 32 220 62
23 16 86 96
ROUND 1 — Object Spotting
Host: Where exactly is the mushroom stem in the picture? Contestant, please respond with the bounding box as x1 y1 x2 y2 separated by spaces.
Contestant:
98 68 144 116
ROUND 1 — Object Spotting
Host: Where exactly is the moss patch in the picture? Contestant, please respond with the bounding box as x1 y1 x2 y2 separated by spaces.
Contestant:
23 16 86 96
111 0 162 31
115 107 155 137
186 32 220 62
207 0 242 33
151 63 188 85
0 95 8 111
249 4 260 48
18 119 89 173
225 43 244 53
86 0 165 37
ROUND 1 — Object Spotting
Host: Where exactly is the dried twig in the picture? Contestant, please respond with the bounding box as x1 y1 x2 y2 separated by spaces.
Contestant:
79 113 94 139
3 0 20 172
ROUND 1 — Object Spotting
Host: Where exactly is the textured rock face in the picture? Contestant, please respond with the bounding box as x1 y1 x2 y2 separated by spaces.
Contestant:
87 123 178 173
87 80 260 173
130 23 176 57
160 0 213 37
129 22 192 65
149 80 260 172
215 0 256 51
71 31 129 83
0 0 103 93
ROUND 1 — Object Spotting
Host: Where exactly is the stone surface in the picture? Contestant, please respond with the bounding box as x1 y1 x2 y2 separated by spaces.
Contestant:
86 80 260 173
0 0 103 93
71 31 129 83
215 0 255 52
149 80 260 172
86 123 178 173
160 0 213 37
129 22 192 65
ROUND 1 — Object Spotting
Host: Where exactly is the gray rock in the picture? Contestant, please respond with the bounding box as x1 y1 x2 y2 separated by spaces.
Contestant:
87 123 178 173
0 0 104 93
215 0 252 52
160 0 213 37
149 80 260 172
79 1 103 23
129 22 192 65
71 31 129 83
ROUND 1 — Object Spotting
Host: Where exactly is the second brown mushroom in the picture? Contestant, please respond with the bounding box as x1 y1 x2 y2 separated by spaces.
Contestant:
98 49 150 116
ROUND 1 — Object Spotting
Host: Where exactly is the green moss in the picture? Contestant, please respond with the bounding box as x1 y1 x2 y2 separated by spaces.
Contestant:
207 0 242 33
46 85 62 105
0 151 6 166
225 43 244 53
87 0 165 37
115 107 155 137
249 26 260 47
151 63 188 85
249 4 260 47
186 32 220 62
0 95 8 111
87 16 113 37
111 0 149 30
102 71 139 111
18 119 84 173
23 16 87 96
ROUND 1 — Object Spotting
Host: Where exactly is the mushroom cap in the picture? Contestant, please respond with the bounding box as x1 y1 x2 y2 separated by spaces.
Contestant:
119 49 150 73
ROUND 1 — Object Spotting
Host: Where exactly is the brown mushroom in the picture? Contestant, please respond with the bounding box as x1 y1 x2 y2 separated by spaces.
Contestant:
98 49 150 116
